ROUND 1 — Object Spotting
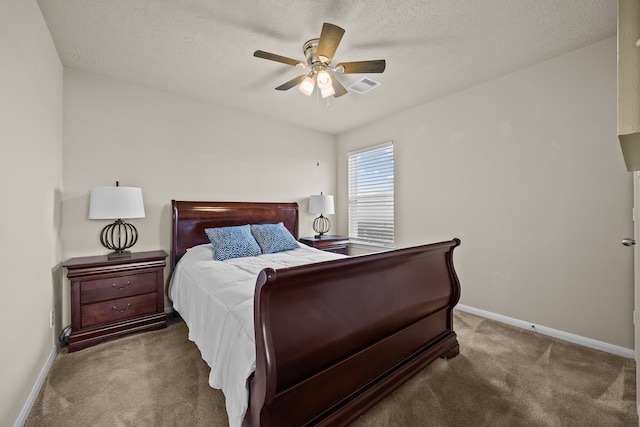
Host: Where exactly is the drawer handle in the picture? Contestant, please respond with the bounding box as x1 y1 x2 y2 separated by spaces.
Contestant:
112 303 131 313
112 281 131 290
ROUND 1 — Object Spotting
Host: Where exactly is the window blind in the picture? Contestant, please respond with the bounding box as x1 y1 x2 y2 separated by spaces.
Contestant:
348 141 394 247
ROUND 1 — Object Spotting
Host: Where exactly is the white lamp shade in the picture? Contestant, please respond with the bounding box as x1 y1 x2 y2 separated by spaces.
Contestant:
299 76 315 96
88 186 145 219
309 194 335 215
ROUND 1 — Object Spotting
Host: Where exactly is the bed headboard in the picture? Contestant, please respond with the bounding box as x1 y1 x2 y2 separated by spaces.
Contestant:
171 200 299 270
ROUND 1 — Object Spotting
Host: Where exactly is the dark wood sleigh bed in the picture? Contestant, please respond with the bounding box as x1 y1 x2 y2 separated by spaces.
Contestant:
170 200 462 427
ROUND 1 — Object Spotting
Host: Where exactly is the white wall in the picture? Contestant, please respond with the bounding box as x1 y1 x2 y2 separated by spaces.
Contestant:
337 37 634 349
62 69 337 321
0 0 63 424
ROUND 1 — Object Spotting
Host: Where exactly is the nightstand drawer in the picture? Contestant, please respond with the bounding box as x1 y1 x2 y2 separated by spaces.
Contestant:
81 271 158 304
81 293 158 328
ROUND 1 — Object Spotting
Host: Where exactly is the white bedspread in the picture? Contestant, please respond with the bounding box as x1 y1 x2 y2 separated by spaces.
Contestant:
169 243 346 427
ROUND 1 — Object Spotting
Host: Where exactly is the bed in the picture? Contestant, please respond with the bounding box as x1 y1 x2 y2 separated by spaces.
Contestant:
169 200 461 427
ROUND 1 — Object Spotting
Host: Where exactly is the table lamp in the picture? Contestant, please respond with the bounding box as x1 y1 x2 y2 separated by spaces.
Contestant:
88 182 145 258
308 193 334 237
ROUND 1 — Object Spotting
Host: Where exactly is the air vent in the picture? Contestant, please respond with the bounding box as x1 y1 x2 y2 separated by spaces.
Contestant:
348 77 382 94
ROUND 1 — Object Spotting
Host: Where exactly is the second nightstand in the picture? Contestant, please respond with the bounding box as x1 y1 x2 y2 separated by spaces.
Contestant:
299 235 350 255
64 250 167 352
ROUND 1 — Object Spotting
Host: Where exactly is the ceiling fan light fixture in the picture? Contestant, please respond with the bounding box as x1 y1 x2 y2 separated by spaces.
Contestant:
299 76 315 96
320 85 335 98
316 70 332 89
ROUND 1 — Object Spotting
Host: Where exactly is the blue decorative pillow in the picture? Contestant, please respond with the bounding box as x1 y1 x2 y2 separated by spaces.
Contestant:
205 225 262 261
250 222 299 254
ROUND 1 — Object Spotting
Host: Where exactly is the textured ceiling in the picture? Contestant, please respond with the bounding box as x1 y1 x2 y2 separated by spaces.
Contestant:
37 0 616 135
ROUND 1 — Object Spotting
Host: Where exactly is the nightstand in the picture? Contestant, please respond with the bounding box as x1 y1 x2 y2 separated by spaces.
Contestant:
64 250 168 352
299 235 350 255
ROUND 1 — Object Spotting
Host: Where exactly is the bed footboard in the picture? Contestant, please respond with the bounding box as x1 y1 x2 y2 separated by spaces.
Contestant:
246 238 461 427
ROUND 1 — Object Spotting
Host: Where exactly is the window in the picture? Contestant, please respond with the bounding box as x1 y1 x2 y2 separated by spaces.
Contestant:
348 141 394 247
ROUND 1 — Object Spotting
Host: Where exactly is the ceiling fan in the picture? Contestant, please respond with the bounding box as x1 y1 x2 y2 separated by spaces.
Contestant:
254 23 386 98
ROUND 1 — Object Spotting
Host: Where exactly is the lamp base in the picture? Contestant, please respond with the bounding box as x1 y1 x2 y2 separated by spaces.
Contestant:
99 219 139 257
312 214 331 238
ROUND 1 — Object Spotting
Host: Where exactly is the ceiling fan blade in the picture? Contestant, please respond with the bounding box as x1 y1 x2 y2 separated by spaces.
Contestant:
331 77 348 97
336 60 386 74
275 75 307 91
317 23 345 62
254 50 303 67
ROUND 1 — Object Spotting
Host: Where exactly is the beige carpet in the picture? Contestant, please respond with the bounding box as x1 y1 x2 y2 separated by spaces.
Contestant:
25 311 637 426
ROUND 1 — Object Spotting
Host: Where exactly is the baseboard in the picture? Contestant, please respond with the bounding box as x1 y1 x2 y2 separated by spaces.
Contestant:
456 304 635 359
13 345 57 427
